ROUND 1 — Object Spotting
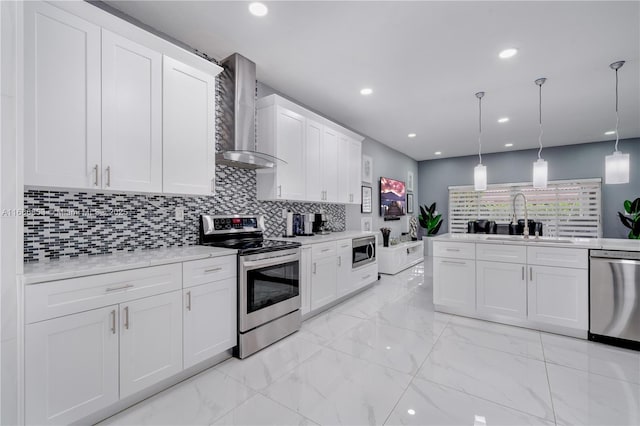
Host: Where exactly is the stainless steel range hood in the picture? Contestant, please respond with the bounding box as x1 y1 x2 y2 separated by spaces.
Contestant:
216 53 280 169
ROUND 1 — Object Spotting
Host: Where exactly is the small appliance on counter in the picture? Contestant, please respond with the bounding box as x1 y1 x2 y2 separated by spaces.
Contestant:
312 213 330 235
299 213 315 236
283 210 295 237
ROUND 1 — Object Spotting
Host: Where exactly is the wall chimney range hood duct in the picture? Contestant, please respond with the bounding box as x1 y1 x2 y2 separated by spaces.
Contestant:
216 53 282 169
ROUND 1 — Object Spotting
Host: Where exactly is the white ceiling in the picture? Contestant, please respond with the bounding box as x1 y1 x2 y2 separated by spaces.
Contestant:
105 1 640 161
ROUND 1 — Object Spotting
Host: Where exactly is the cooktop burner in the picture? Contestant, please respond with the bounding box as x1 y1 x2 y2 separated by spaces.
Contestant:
199 214 301 255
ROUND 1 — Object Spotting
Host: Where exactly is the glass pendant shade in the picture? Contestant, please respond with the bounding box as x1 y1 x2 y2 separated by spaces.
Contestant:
474 164 487 191
533 158 548 189
605 151 630 184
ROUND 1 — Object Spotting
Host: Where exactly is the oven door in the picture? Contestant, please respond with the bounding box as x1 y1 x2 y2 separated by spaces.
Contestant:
352 237 376 268
239 250 300 332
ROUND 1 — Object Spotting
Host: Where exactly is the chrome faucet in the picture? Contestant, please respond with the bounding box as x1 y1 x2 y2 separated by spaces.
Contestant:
512 192 529 239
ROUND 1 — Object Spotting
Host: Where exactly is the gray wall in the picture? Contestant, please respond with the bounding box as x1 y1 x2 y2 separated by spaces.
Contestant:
418 138 640 238
258 82 419 240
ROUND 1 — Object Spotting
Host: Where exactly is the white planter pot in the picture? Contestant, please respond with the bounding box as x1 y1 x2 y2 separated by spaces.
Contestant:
423 236 434 257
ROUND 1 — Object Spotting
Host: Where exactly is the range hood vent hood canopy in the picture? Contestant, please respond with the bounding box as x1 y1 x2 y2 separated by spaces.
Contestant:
216 53 282 169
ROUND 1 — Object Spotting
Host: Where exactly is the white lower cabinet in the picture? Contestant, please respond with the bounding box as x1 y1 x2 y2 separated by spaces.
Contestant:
336 239 353 297
183 278 237 369
300 246 313 315
527 265 588 330
119 291 183 398
476 261 527 319
433 257 476 311
25 306 119 426
310 251 338 311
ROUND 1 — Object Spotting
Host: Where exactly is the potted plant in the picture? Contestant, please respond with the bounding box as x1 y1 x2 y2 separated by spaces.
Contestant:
618 198 640 239
419 203 443 256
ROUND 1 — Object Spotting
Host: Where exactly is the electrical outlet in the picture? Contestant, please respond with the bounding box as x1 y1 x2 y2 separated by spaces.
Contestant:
175 207 185 221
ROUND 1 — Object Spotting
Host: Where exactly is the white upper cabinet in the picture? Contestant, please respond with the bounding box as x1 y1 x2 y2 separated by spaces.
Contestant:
23 1 221 194
102 30 162 192
162 56 216 195
257 95 364 204
257 105 307 201
24 1 101 189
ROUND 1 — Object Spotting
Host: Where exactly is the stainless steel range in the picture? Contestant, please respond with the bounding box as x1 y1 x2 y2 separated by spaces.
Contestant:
199 215 301 358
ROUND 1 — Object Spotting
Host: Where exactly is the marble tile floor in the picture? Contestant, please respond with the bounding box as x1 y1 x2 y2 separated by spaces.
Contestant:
98 262 640 426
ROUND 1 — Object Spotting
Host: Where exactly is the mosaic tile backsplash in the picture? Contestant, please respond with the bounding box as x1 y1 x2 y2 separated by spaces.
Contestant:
24 165 345 262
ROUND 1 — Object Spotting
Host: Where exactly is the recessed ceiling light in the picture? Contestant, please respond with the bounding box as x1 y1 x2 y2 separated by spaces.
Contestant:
408 133 417 138
360 88 373 95
407 409 416 416
604 130 616 135
434 151 442 155
248 2 268 17
499 48 518 59
498 117 510 123
505 143 514 147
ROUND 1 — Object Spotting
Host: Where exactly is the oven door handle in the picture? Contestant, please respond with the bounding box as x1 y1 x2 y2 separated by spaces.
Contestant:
242 254 299 270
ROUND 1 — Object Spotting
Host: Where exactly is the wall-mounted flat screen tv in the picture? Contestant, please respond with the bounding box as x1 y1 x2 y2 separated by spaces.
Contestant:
380 177 406 218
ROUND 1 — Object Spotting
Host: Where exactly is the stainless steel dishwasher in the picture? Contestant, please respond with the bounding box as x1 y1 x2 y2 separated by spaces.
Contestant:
589 250 640 350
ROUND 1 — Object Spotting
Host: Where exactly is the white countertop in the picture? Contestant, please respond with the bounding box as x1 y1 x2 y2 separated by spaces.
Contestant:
270 231 376 246
22 246 237 285
433 233 640 251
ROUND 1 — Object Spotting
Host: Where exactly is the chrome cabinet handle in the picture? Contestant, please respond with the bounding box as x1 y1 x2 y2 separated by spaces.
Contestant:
123 306 130 330
321 248 330 253
363 274 371 279
313 262 316 274
110 309 116 334
407 248 411 254
441 260 465 265
186 291 192 311
278 185 282 197
445 248 460 252
105 284 133 292
338 256 342 266
105 166 111 187
340 244 350 249
530 267 533 281
204 267 222 273
522 266 525 281
93 164 99 186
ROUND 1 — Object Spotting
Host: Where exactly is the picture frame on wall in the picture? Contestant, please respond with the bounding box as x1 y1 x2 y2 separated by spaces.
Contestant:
361 217 373 232
361 186 372 213
362 155 373 184
407 193 414 213
407 171 414 192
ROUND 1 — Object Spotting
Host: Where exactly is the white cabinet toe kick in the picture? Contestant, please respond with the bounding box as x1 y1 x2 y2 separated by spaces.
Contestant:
433 240 588 338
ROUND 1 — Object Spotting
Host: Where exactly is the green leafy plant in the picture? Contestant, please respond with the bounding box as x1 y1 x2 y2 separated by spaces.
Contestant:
419 203 443 236
618 198 640 239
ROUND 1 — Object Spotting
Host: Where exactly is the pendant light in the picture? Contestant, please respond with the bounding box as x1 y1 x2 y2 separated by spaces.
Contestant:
533 78 548 189
474 91 487 191
605 60 629 184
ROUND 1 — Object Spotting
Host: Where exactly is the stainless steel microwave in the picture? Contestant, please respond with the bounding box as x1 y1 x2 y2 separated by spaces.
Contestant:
352 236 376 268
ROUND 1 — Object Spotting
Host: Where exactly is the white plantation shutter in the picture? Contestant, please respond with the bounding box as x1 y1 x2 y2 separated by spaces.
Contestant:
448 179 602 238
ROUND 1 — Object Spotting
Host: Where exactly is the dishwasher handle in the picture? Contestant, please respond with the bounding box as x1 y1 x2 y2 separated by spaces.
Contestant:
590 250 640 261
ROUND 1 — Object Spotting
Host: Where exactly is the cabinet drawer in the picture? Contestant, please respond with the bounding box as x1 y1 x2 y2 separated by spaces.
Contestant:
336 239 352 251
476 243 526 263
183 255 236 288
312 241 337 259
25 264 182 324
527 246 588 269
352 264 378 290
433 241 475 260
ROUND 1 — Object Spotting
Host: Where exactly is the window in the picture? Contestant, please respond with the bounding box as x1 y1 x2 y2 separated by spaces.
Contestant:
448 179 602 238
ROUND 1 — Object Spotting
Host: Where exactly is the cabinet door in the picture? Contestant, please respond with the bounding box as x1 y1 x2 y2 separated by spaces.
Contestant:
322 127 339 202
163 55 215 195
183 279 237 369
102 30 162 192
310 254 338 310
275 106 306 200
433 257 476 311
476 261 527 319
23 1 101 189
348 139 362 204
300 246 313 315
305 119 323 202
528 265 588 330
120 291 183 398
25 306 119 425
337 135 350 203
336 240 353 297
